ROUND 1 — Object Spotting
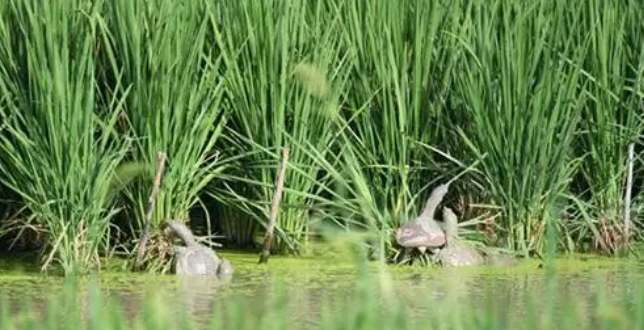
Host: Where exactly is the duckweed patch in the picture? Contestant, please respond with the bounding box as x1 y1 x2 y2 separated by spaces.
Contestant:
1 257 644 330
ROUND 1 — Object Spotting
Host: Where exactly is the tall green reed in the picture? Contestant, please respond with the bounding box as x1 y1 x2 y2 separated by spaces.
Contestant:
455 0 587 254
0 0 643 268
322 0 469 257
210 0 351 253
98 0 228 269
566 0 644 254
0 0 129 274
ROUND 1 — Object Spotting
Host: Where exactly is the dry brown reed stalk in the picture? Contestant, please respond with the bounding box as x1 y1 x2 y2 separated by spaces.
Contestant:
136 152 168 269
259 146 290 264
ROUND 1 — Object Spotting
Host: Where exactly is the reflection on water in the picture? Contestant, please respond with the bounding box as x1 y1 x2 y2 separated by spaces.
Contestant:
0 260 643 328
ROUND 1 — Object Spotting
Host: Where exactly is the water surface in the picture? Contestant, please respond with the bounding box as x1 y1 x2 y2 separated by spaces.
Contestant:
0 252 642 329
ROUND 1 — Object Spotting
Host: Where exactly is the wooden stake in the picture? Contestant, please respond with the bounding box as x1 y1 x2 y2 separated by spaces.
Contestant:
259 146 290 264
624 142 634 243
136 152 168 269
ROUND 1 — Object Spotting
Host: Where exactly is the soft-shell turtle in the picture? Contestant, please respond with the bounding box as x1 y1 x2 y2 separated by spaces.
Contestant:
166 220 233 276
395 183 450 255
434 207 485 267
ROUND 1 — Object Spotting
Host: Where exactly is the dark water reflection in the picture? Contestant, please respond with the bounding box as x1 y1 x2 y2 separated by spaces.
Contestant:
0 260 643 329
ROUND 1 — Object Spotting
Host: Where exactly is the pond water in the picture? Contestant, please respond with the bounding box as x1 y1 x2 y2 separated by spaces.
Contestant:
0 251 643 329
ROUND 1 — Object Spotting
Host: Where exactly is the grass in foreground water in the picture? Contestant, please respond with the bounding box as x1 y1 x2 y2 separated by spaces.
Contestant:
0 253 643 330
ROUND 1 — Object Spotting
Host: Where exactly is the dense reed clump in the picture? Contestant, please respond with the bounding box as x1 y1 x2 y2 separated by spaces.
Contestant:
454 0 587 254
209 0 351 253
0 0 130 274
324 0 469 256
565 0 644 255
0 0 643 274
97 0 229 271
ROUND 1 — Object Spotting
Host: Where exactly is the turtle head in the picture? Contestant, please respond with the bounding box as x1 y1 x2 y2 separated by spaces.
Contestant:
217 259 234 276
442 207 459 242
430 182 450 200
171 245 188 256
419 182 451 218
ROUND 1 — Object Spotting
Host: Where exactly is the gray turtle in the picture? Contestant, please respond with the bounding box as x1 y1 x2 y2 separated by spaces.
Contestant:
395 183 450 256
165 220 234 276
434 207 485 267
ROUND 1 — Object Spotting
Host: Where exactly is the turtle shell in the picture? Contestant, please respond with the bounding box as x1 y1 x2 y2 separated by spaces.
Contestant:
395 218 446 249
174 245 222 276
435 244 485 267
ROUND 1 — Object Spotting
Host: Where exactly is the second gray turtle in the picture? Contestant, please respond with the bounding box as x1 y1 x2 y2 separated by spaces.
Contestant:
166 220 234 276
434 207 485 267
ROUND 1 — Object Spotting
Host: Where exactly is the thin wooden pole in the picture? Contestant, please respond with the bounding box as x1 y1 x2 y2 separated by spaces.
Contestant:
136 152 168 269
624 143 634 243
259 146 290 264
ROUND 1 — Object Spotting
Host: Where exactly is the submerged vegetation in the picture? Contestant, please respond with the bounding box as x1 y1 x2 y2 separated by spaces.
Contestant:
0 0 643 275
